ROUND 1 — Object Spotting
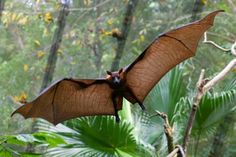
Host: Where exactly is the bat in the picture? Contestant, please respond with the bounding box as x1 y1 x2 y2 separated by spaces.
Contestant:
12 10 223 125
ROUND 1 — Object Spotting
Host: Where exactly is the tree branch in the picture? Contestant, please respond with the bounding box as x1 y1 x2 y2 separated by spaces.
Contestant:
182 69 205 153
110 0 139 71
0 0 5 21
153 110 174 153
181 37 236 155
167 148 179 157
231 41 236 55
40 2 69 91
203 59 236 92
203 32 231 52
167 145 185 157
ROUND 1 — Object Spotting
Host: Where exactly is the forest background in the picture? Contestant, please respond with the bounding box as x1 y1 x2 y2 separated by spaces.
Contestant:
0 0 236 157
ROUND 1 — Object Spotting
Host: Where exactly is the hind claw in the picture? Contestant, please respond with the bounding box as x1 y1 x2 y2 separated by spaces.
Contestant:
139 103 145 110
115 115 120 123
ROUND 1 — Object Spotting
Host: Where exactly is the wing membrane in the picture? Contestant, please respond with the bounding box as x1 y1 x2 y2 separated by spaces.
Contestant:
125 10 222 102
12 79 114 124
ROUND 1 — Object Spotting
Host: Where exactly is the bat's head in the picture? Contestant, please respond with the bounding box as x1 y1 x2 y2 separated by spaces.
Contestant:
106 68 124 87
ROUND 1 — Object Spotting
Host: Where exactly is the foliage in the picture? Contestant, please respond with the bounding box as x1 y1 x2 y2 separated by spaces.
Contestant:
0 131 66 156
0 0 236 157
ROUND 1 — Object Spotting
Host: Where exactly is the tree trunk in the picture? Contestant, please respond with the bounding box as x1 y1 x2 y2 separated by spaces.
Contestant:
0 0 5 21
26 2 69 153
33 2 69 131
110 0 139 71
93 0 102 74
40 3 69 91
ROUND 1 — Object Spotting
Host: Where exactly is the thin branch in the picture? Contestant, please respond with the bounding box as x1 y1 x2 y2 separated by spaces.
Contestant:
182 42 236 154
203 58 236 92
167 145 185 157
153 110 174 153
203 32 231 52
231 41 236 56
182 69 205 153
167 148 179 157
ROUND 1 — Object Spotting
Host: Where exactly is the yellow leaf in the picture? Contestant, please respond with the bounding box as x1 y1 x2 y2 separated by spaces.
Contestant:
100 29 112 36
72 40 81 45
13 96 20 102
11 13 17 22
18 16 28 25
23 64 29 72
37 13 43 19
55 2 61 10
13 92 27 103
36 0 41 4
57 49 63 55
139 35 145 42
44 12 53 23
232 67 236 73
123 0 129 4
19 92 27 103
70 61 76 65
36 51 45 58
34 40 41 47
76 40 81 45
201 0 207 5
107 19 113 25
84 0 91 6
105 31 113 36
43 28 49 36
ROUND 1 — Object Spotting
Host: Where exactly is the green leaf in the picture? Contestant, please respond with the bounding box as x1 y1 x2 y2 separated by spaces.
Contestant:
33 132 66 147
20 152 42 157
36 116 154 157
147 65 187 125
193 89 236 135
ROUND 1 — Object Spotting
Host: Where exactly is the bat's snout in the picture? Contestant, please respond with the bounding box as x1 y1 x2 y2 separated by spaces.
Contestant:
113 77 121 85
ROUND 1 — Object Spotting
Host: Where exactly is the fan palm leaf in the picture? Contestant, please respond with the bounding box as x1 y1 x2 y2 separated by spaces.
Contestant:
36 117 155 157
193 88 236 135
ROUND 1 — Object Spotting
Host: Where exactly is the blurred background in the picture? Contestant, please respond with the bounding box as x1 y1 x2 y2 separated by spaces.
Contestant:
0 0 236 157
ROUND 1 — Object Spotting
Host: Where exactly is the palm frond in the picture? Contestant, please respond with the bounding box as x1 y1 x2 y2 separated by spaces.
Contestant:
36 116 155 157
193 88 236 135
146 64 187 126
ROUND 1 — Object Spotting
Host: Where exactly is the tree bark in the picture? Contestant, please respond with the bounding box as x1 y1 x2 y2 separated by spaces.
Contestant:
110 0 139 71
0 0 5 21
93 0 102 74
40 3 69 91
26 2 70 153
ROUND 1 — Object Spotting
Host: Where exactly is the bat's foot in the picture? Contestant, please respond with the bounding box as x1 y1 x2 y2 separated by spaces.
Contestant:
139 103 145 110
115 115 120 123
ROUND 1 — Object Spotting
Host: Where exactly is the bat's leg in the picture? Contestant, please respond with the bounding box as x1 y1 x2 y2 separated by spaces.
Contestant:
138 102 145 110
126 87 145 110
112 93 120 123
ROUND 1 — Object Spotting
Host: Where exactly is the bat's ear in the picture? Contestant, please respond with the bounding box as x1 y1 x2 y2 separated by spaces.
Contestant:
106 71 112 75
118 68 123 74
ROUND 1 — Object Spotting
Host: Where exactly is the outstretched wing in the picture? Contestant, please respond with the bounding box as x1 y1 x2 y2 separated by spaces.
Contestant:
124 10 223 103
12 78 115 125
